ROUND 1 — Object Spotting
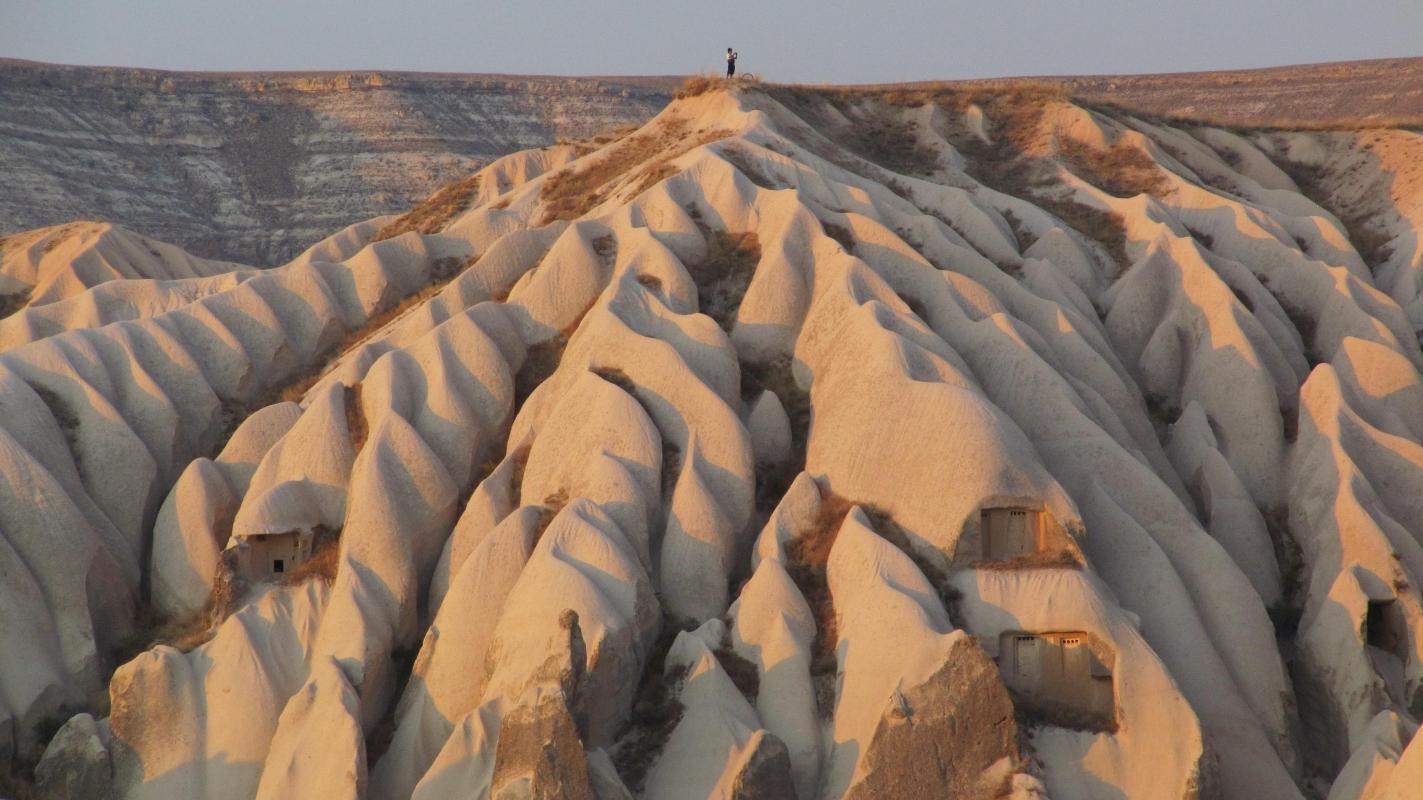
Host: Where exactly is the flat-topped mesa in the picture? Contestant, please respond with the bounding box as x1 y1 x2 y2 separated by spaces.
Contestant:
7 71 1423 800
0 59 675 264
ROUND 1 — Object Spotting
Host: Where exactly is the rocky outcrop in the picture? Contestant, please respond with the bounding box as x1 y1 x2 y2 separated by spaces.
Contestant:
33 714 113 800
843 634 1018 800
6 70 1423 800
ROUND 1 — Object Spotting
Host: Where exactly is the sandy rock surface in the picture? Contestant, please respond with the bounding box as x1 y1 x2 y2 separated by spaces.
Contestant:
4 77 1423 800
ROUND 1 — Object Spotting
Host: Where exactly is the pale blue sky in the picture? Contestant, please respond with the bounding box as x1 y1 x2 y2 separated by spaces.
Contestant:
2 0 1420 83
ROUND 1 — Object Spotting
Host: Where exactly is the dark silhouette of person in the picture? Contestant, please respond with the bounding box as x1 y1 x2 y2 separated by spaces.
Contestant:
726 48 738 79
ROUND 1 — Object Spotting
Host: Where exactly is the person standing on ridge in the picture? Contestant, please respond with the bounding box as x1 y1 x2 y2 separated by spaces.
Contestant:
726 48 738 79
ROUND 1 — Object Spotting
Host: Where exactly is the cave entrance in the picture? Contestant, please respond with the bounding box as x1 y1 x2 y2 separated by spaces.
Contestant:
1366 599 1407 660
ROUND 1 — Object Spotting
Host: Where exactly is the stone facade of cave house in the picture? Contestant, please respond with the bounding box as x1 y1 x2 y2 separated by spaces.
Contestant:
997 630 1116 727
233 529 313 581
953 502 1081 567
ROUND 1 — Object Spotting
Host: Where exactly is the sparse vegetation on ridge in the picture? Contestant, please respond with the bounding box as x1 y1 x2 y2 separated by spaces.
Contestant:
0 290 29 321
557 122 641 157
514 318 584 407
949 91 1137 273
613 622 692 793
279 525 343 587
1057 136 1171 199
343 383 367 449
215 252 475 450
741 354 810 513
718 144 783 189
365 645 419 770
714 625 760 704
1271 153 1397 268
372 174 483 242
675 73 720 100
766 83 1137 274
674 72 762 100
685 228 760 332
540 119 690 223
32 385 84 482
784 493 855 718
541 117 734 224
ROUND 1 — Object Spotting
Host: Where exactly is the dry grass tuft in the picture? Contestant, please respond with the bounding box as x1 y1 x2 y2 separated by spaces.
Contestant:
821 221 856 254
685 228 760 332
675 73 720 99
1000 208 1037 253
830 106 937 175
674 71 761 99
0 290 30 320
785 493 855 717
1058 136 1166 199
911 89 1135 274
660 441 682 502
592 365 637 394
627 161 679 198
541 120 733 224
116 541 256 666
501 443 533 507
116 605 215 664
40 224 80 255
531 489 569 549
1043 200 1130 273
1264 505 1305 642
540 120 685 223
714 626 760 704
1272 155 1397 268
741 355 811 513
719 144 783 189
514 326 576 407
614 624 692 793
343 384 367 449
364 645 419 770
33 386 84 482
372 174 482 242
279 525 342 586
558 122 642 156
1184 224 1217 252
1057 137 1171 199
972 550 1081 572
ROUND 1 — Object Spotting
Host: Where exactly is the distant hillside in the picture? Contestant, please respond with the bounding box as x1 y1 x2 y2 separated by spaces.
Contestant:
0 59 676 264
1060 57 1423 127
839 56 1423 128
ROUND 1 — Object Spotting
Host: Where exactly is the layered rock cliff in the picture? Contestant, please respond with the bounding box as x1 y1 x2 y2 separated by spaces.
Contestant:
0 59 673 264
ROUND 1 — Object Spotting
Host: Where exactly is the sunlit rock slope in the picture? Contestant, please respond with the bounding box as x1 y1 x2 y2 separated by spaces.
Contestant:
3 78 1423 800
